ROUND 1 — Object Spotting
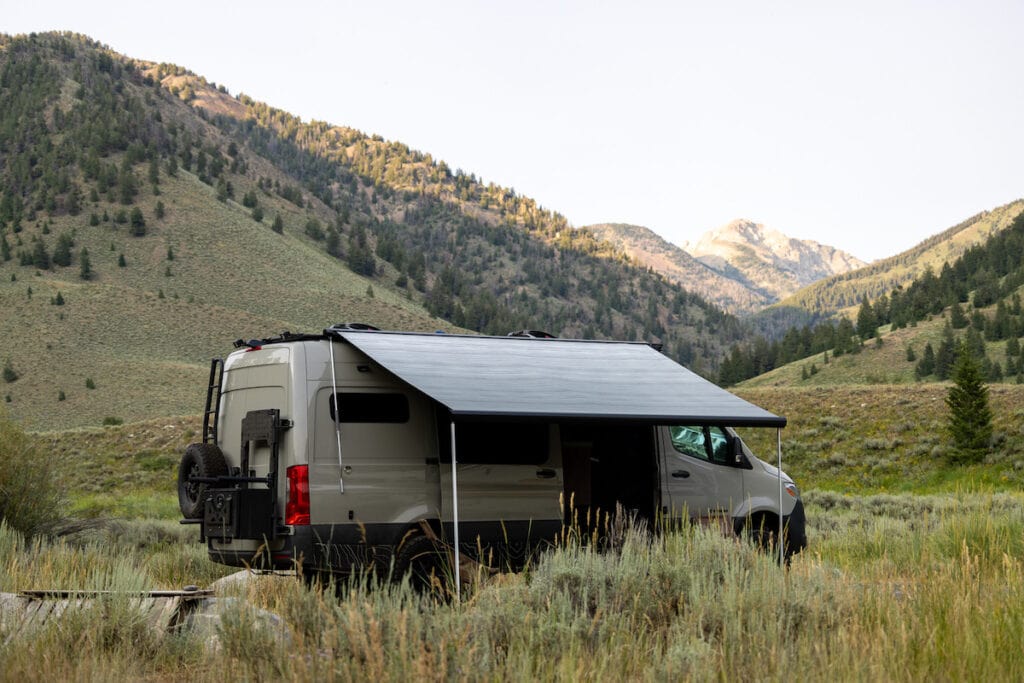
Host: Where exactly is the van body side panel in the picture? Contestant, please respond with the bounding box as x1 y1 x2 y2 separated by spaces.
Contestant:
309 385 434 526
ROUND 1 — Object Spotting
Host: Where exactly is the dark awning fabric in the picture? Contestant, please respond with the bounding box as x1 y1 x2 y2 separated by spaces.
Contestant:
330 330 785 428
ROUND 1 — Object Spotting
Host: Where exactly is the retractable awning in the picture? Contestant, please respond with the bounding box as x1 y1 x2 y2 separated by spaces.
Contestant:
329 330 785 428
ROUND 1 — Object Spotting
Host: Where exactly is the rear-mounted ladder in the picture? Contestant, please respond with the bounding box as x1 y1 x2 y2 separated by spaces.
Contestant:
202 359 224 444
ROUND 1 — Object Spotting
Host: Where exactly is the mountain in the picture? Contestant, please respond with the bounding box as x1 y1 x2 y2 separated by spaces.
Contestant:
582 223 774 314
683 219 868 304
0 32 745 429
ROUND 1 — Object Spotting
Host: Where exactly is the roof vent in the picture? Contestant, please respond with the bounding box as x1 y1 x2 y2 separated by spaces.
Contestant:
507 330 556 339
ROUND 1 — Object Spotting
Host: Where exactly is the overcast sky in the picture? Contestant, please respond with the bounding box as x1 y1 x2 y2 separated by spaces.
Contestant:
6 1 1024 261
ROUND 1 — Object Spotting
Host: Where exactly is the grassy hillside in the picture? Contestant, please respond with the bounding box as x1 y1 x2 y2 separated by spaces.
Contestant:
736 384 1024 494
0 165 453 430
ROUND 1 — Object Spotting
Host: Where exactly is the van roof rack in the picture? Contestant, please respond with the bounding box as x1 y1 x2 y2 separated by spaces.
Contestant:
233 331 321 349
327 322 380 332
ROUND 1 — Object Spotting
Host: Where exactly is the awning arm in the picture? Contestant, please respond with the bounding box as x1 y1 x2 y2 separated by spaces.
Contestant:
777 428 783 565
329 340 344 493
450 421 461 600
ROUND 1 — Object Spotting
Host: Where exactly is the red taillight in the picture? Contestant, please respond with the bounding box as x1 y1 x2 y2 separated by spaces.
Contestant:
285 465 310 526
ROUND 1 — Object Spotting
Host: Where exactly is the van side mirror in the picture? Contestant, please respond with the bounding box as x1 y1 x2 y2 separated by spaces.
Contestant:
729 435 747 465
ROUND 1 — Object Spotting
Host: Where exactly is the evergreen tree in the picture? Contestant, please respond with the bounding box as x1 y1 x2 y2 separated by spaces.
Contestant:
856 298 878 339
271 214 283 233
915 342 935 379
32 240 50 269
52 233 73 267
946 342 993 463
1007 337 1021 357
130 207 146 236
949 301 969 329
935 326 957 380
3 359 18 383
79 247 92 280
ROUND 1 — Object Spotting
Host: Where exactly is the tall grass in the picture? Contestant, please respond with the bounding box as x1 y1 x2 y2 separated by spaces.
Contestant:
3 492 1023 680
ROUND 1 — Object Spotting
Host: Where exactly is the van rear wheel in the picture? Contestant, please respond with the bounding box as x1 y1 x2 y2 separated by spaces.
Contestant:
178 443 229 518
394 534 449 595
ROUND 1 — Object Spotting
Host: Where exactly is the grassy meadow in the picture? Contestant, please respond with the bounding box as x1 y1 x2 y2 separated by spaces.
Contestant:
2 492 1023 681
2 378 1023 680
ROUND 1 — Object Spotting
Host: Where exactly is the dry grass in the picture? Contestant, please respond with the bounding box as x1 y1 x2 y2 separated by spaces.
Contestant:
2 492 1023 681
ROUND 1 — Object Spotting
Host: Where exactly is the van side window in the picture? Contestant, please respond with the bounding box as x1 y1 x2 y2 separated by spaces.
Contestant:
669 426 707 459
330 393 409 423
669 425 733 465
438 420 549 465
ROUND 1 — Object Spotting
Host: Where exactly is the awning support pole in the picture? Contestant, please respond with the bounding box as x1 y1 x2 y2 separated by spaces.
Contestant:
329 339 344 493
777 428 783 566
450 421 461 600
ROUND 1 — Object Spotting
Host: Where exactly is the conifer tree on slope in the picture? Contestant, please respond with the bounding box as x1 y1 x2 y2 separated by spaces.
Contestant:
946 341 993 464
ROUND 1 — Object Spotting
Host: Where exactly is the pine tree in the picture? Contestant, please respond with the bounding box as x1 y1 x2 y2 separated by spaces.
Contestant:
3 359 18 383
856 298 878 339
946 342 993 463
130 207 146 236
79 247 92 280
915 343 936 380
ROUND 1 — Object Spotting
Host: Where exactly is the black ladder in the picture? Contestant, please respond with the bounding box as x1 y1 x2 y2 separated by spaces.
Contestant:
202 358 224 445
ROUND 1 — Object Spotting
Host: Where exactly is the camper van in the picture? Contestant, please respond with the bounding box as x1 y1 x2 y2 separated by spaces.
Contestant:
179 325 805 579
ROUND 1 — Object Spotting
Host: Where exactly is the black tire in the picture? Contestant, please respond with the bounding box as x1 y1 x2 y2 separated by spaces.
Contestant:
742 513 795 564
177 443 229 518
393 533 449 595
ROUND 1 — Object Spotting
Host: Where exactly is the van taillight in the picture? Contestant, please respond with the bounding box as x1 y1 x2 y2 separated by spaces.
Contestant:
286 465 310 526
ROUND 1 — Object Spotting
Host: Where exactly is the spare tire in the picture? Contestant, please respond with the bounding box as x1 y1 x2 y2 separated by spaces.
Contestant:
178 443 229 518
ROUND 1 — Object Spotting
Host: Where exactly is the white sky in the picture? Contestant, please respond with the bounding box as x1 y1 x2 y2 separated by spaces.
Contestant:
5 1 1024 261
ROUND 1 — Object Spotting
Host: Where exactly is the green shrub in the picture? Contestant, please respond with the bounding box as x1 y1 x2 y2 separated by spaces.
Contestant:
0 413 64 538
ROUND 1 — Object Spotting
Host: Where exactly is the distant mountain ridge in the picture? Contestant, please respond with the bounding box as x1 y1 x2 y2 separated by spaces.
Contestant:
583 220 864 315
581 223 774 314
683 219 868 304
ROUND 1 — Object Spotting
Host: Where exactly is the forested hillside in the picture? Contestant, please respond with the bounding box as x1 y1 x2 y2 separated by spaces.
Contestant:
0 32 746 427
722 210 1024 387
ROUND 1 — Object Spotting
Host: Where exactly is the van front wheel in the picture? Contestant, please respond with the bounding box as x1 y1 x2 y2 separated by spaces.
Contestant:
742 513 778 552
177 443 229 518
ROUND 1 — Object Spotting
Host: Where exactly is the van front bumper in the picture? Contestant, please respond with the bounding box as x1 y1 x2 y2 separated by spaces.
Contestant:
784 499 807 557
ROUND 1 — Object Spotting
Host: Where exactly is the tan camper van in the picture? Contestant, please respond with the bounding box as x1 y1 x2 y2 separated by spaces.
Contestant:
179 325 805 580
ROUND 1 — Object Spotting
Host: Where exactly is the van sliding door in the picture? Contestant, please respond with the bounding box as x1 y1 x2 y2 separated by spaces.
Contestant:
439 420 563 560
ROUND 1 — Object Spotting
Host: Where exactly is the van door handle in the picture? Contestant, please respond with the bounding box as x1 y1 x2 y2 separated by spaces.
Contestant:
536 468 556 479
671 470 690 479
